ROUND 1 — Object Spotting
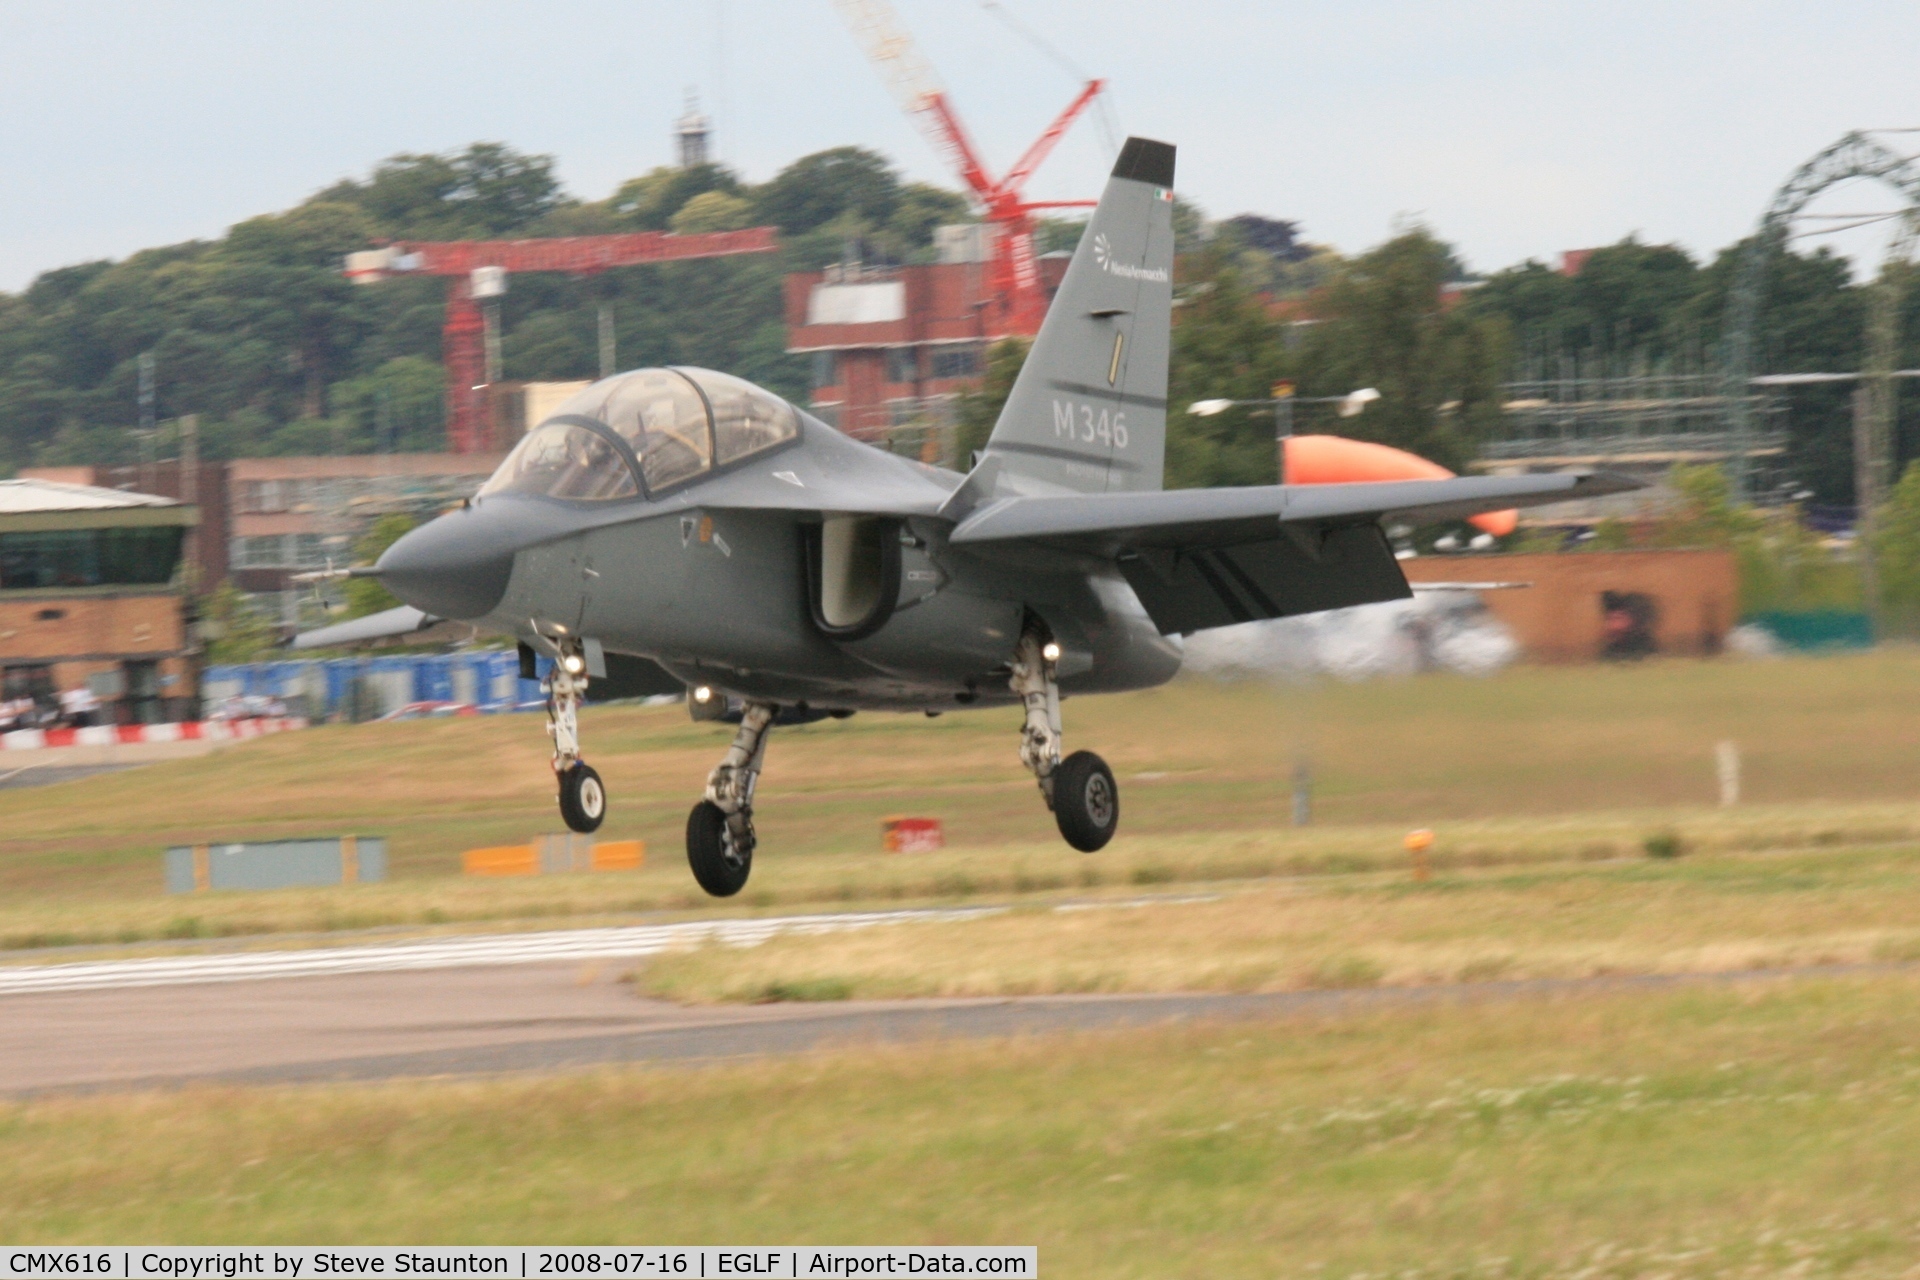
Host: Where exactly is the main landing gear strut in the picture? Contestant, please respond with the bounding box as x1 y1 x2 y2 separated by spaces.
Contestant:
686 700 776 897
547 642 606 834
1010 630 1119 852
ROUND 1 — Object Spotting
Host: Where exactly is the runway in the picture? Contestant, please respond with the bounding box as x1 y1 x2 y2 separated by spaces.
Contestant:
0 959 1400 1095
1 927 1897 1096
0 906 1004 995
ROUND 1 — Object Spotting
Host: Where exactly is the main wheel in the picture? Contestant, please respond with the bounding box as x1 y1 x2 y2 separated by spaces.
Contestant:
687 799 754 897
558 762 607 833
1052 750 1119 852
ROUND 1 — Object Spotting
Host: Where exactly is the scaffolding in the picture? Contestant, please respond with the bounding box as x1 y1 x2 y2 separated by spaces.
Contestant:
1485 354 1788 468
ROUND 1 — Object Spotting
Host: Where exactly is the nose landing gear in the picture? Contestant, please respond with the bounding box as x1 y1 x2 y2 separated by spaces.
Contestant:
546 641 605 834
1010 630 1118 852
687 700 776 897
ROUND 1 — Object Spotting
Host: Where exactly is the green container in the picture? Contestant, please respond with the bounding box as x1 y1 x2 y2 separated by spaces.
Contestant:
1746 610 1873 651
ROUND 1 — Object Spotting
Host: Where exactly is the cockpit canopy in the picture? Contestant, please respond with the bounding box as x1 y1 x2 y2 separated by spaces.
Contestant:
478 367 801 502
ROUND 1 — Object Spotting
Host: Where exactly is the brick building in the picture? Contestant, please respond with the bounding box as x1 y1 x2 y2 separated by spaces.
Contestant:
0 479 199 724
784 243 1070 449
226 454 504 624
23 461 229 587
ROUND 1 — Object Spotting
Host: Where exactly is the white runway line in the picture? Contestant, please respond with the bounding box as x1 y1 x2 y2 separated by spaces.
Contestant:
0 907 1005 996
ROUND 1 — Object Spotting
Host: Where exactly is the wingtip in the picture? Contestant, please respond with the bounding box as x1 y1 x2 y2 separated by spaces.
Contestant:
1112 137 1176 188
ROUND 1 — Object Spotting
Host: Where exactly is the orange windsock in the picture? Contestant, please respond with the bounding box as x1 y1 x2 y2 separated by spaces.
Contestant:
1281 435 1516 537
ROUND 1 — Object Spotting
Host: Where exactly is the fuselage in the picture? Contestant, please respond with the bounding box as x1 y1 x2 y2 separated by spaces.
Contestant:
377 400 1183 715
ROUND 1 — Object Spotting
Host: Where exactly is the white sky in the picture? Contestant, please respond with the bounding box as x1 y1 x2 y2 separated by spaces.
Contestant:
1 0 1916 292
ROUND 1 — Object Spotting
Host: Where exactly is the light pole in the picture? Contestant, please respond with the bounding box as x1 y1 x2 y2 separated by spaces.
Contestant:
1188 385 1380 480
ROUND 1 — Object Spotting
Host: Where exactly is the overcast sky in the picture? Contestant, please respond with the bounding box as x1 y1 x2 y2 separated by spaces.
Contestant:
1 0 1916 292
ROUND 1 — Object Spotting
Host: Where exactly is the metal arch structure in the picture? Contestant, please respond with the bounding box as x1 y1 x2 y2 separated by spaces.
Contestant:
1858 210 1920 512
1722 131 1920 497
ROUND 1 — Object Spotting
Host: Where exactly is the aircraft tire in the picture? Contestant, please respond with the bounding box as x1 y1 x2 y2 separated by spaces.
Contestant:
1053 750 1119 852
558 762 607 834
687 799 753 897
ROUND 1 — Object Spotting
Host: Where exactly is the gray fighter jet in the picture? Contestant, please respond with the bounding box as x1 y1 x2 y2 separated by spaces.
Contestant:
359 138 1635 896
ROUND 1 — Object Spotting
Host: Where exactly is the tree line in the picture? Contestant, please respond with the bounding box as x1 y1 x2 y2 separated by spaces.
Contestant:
0 142 964 470
1 139 1914 508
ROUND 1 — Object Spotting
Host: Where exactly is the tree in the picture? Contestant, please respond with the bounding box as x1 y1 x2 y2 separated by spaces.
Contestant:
1296 229 1506 470
1165 245 1289 488
328 356 445 452
670 190 753 235
1468 236 1699 363
201 583 280 663
315 143 567 240
882 184 972 263
608 164 744 232
1674 239 1863 503
752 147 899 237
342 513 418 618
954 338 1028 463
1874 460 1920 622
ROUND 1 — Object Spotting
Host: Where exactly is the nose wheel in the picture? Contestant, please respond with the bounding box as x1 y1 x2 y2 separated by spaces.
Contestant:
559 761 606 833
544 641 606 834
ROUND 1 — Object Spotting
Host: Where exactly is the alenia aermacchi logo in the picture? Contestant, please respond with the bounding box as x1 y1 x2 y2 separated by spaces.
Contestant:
1090 231 1169 284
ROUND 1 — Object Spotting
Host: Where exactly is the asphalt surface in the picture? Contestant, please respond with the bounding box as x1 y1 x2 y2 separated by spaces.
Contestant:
2 938 1893 1097
0 762 133 790
0 959 1422 1095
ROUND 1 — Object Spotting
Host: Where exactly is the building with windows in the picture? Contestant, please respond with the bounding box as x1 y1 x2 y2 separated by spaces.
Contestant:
784 240 1071 452
0 479 199 725
21 461 230 587
227 454 503 625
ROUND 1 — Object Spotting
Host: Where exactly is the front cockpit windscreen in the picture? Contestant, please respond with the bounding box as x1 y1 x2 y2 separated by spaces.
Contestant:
477 421 638 501
477 368 801 501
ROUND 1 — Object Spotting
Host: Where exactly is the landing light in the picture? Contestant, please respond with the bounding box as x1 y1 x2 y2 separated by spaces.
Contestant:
561 653 586 675
693 685 714 704
1041 642 1062 662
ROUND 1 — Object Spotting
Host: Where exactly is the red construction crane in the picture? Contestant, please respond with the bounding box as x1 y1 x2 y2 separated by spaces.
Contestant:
834 0 1103 334
347 228 779 454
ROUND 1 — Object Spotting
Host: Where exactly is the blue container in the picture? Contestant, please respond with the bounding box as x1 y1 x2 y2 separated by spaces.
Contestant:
165 836 387 893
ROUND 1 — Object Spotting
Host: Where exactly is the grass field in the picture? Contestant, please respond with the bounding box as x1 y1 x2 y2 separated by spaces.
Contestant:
10 650 1920 947
5 973 1920 1276
633 843 1920 1002
12 655 1920 1267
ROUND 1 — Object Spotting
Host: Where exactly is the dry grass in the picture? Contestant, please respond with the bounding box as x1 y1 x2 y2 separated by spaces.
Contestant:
6 974 1920 1275
13 804 1920 955
633 843 1920 1002
9 650 1920 945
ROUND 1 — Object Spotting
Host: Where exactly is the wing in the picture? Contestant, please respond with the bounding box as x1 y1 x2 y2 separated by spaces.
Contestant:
948 471 1638 636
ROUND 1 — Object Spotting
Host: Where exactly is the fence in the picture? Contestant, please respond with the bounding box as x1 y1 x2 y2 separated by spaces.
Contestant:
203 650 538 722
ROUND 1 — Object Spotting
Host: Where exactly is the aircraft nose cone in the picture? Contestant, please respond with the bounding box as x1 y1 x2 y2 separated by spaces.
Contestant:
375 508 514 620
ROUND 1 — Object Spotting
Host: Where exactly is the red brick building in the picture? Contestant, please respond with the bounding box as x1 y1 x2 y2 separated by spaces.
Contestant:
784 247 1070 446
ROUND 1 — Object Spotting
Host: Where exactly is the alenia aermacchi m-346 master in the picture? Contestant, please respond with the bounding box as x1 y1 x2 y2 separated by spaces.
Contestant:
346 139 1639 897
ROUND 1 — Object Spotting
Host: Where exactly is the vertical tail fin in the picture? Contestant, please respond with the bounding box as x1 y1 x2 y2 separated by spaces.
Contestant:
980 137 1175 496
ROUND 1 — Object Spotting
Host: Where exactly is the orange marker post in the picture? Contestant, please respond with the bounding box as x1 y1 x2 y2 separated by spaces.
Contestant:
1404 829 1435 882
